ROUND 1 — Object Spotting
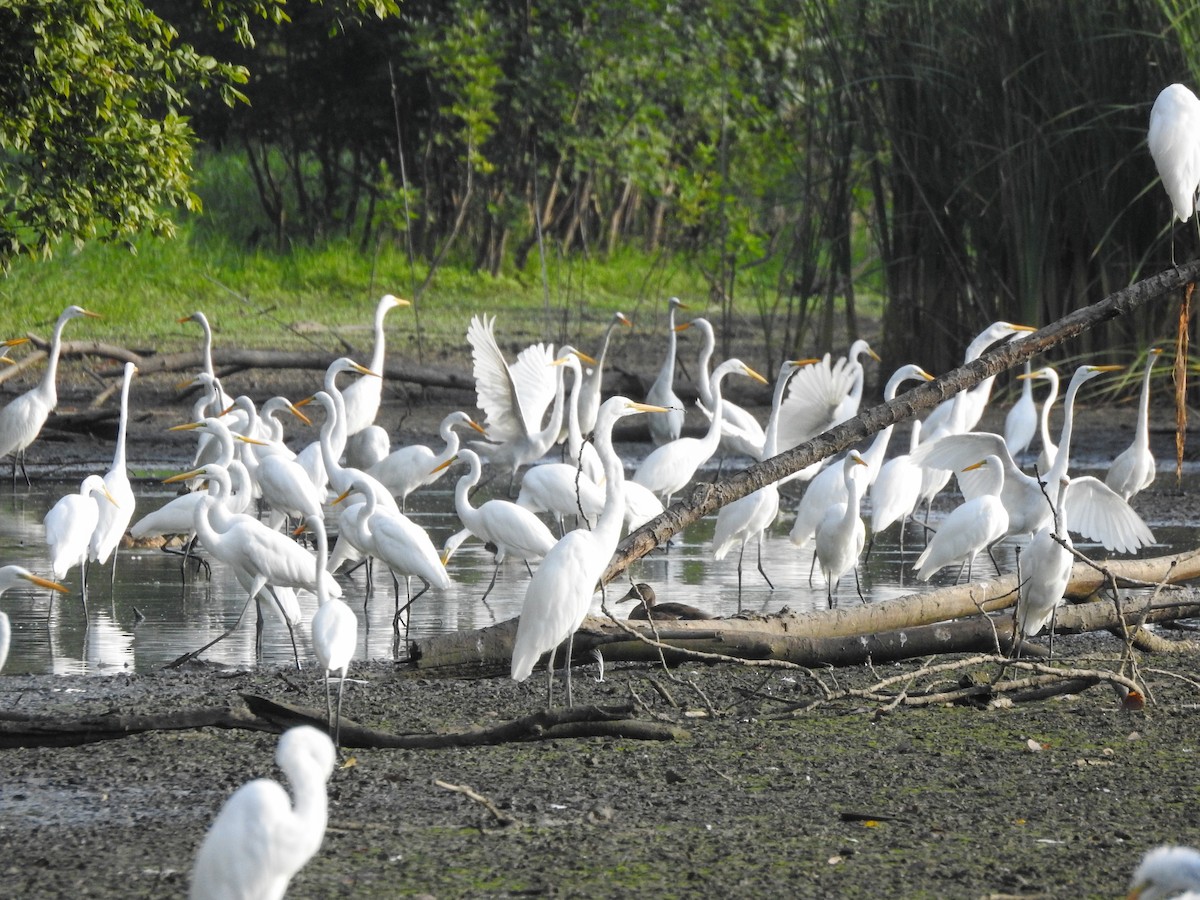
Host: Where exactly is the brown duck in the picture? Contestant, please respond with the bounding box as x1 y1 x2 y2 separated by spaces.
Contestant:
617 583 714 621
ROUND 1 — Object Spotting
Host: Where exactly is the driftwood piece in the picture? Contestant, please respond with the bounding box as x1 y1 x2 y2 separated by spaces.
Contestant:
410 549 1200 676
602 260 1200 586
0 694 686 749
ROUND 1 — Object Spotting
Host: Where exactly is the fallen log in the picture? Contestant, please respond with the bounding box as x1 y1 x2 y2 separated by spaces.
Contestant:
409 550 1200 676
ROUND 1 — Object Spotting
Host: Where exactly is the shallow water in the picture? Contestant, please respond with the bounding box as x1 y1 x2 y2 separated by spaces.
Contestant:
0 447 1192 676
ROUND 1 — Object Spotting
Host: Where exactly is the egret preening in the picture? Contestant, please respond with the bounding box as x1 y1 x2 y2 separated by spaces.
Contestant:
511 398 664 706
44 474 117 615
0 305 101 484
1015 475 1073 657
1106 348 1163 500
433 448 556 601
1127 845 1200 900
645 297 688 445
1149 83 1200 262
189 725 336 900
0 566 69 672
89 363 137 587
913 456 1009 583
633 359 768 505
813 451 870 605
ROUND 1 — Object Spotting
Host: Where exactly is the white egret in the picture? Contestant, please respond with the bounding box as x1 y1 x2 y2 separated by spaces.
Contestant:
44 474 116 612
294 358 378 497
179 311 234 406
645 297 688 445
332 473 450 632
344 424 390 471
682 316 767 460
255 444 327 532
1020 365 1060 473
467 313 563 488
0 566 69 672
1003 361 1038 456
791 364 934 549
911 364 1154 553
88 362 137 585
0 305 101 484
913 456 1009 582
1106 347 1163 500
633 359 768 505
432 448 557 601
340 294 409 438
814 451 869 605
1015 475 1073 655
511 397 662 705
622 480 666 533
555 348 603 481
1127 845 1200 900
1149 83 1200 261
188 725 336 900
776 339 879 457
577 311 631 436
867 419 923 554
366 411 486 510
617 583 713 621
306 518 357 748
711 359 808 591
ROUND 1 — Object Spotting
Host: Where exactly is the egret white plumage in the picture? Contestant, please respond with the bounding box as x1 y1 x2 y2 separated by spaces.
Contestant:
1106 348 1163 500
1004 361 1038 456
293 358 378 497
1015 475 1073 655
1127 844 1200 900
306 518 357 747
867 419 923 554
644 297 688 446
0 305 101 484
682 317 767 460
633 358 768 505
776 339 879 457
467 313 563 488
1020 365 1060 473
188 725 336 900
911 364 1154 553
366 411 486 510
340 294 409 438
913 456 1009 582
511 397 663 705
577 311 631 436
711 359 809 591
0 566 69 672
814 451 869 605
622 481 666 534
44 474 116 612
88 362 137 585
432 448 557 601
1149 84 1200 262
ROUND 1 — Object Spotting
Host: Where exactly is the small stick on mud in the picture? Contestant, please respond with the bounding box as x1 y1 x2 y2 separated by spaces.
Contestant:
435 779 522 829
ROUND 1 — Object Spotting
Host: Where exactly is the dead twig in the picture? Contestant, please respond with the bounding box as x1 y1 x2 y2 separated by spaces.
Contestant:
435 779 522 829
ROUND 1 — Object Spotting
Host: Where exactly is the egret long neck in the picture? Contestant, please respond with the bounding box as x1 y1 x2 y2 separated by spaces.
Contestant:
564 359 586 463
369 303 390 373
1135 357 1157 443
660 303 679 381
696 324 716 408
592 411 627 548
38 314 72 407
1038 373 1059 455
761 366 797 460
1049 375 1086 483
112 367 133 471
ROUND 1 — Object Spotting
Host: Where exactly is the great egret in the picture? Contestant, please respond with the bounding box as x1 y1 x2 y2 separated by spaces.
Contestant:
1149 83 1200 261
913 456 1009 582
332 473 450 632
467 313 564 489
1003 361 1038 456
1106 348 1163 500
188 725 336 900
617 583 713 621
432 448 557 601
867 419 923 554
1020 365 1060 473
555 348 603 481
814 451 870 605
44 474 116 612
179 311 234 408
366 411 486 510
0 566 69 672
1127 845 1200 900
294 358 379 498
88 362 137 586
577 311 631 436
340 294 409 438
791 364 934 549
681 316 767 460
711 359 808 591
633 358 768 505
911 364 1154 553
645 297 688 445
511 397 663 705
622 481 666 534
0 305 101 484
1015 475 1073 655
306 518 356 748
776 339 879 457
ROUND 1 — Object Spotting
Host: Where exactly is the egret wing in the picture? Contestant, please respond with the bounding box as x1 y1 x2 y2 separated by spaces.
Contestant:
776 353 856 452
1063 476 1154 554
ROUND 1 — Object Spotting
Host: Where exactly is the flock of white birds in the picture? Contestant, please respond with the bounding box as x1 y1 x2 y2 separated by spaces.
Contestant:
0 79 1196 897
